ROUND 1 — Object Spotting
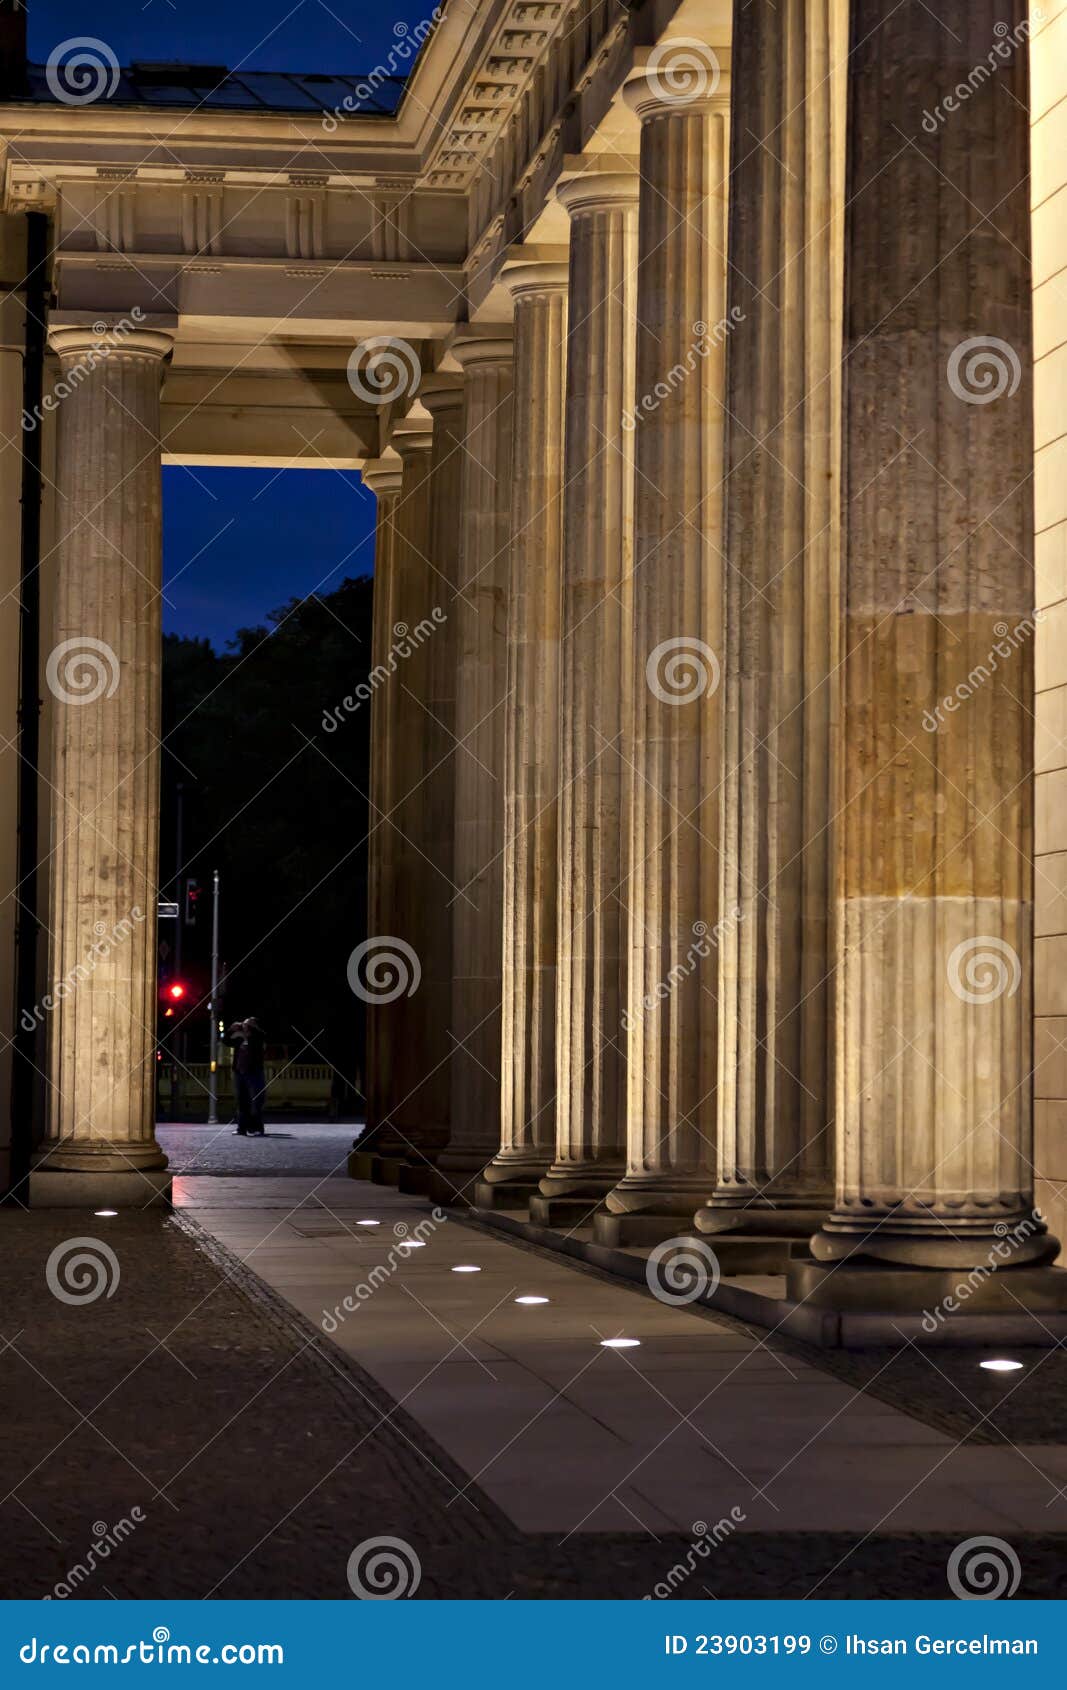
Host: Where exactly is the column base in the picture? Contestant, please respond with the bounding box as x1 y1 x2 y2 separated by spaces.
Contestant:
473 1178 542 1210
696 1201 831 1239
30 1167 171 1209
347 1151 401 1186
593 1213 810 1269
603 1174 712 1217
787 1259 1067 1346
538 1161 624 1202
529 1193 606 1227
811 1211 1060 1270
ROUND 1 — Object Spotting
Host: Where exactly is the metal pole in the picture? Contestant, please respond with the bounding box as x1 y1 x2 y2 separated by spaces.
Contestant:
207 868 220 1124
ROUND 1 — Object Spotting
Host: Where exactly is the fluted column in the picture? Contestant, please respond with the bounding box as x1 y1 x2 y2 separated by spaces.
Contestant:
697 1 844 1239
358 456 405 1157
481 260 568 1200
811 0 1055 1271
404 378 464 1162
539 161 638 1206
601 59 730 1226
31 325 173 1206
437 333 514 1181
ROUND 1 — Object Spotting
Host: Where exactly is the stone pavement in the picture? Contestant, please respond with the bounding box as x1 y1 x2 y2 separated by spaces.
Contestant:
1 1163 1065 1599
156 1121 358 1178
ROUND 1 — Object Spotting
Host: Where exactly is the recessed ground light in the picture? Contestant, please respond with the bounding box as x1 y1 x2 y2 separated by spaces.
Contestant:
515 1295 549 1305
94 1209 117 1217
355 1219 380 1227
398 1239 426 1249
980 1358 1024 1373
600 1337 641 1349
451 1264 481 1273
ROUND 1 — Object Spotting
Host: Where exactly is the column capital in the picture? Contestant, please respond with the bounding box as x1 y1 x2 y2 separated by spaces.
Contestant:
555 155 640 217
498 257 569 302
417 373 465 416
449 328 514 372
623 43 731 120
360 456 404 498
390 421 433 460
48 322 175 364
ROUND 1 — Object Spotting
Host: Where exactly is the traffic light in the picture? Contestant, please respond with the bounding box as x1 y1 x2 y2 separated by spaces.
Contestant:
184 877 201 927
159 979 188 1019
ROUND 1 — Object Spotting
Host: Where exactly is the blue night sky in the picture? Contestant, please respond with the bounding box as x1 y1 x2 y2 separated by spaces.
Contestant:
31 2 420 648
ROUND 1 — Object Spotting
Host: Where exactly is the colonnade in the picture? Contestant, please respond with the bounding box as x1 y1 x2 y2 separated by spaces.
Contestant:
359 1 1059 1284
28 1 1061 1296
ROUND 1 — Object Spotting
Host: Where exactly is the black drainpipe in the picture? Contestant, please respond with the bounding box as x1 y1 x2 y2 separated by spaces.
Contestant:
8 210 49 1200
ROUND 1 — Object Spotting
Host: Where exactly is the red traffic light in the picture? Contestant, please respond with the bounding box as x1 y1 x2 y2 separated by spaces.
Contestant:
168 982 186 1001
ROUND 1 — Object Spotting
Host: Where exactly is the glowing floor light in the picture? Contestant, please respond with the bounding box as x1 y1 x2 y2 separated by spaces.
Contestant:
600 1337 641 1349
979 1358 1024 1373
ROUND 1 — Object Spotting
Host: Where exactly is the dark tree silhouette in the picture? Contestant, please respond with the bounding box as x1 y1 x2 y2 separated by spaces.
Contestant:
159 576 374 1112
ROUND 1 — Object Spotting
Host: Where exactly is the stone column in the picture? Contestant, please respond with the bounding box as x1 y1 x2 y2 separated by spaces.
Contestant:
355 455 406 1169
31 325 174 1207
807 0 1056 1275
536 160 638 1215
480 260 568 1204
697 1 845 1243
397 378 464 1176
435 333 514 1189
598 59 729 1239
